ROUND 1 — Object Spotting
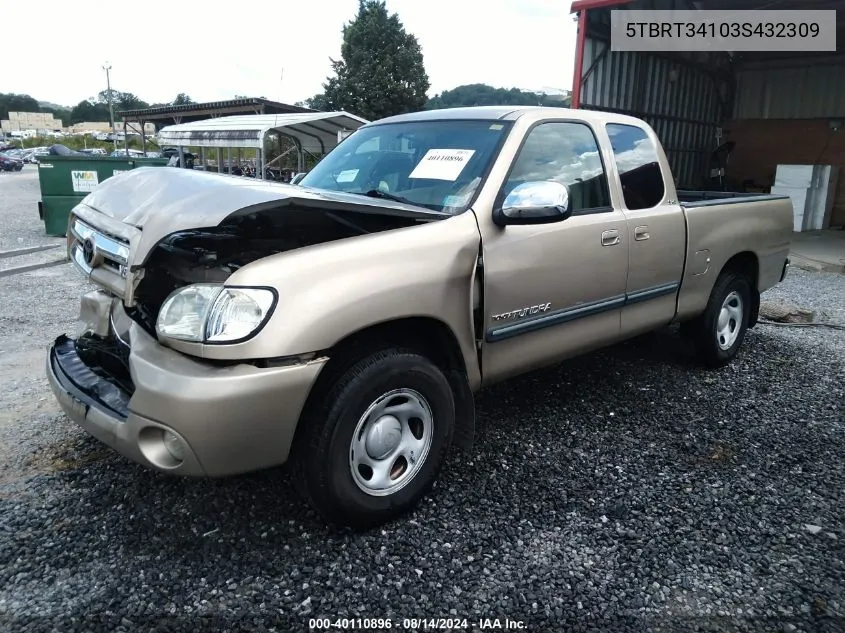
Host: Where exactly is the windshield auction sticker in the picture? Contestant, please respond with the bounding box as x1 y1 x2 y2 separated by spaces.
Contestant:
409 149 475 181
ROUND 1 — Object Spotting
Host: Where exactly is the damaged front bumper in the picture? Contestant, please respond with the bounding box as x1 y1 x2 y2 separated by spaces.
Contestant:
47 293 327 476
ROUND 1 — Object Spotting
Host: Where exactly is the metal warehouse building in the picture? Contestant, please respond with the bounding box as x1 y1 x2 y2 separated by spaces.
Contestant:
570 0 845 228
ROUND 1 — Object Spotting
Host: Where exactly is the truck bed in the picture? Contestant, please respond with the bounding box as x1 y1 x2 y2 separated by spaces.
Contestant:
679 190 790 208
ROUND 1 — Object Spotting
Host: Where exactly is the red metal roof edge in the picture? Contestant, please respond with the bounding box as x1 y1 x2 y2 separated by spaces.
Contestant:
570 0 632 12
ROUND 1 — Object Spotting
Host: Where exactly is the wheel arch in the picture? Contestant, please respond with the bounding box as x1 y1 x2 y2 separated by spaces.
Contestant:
720 251 760 328
295 316 476 452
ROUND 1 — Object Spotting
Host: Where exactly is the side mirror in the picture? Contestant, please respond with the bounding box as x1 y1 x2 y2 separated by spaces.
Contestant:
290 172 308 185
493 181 572 227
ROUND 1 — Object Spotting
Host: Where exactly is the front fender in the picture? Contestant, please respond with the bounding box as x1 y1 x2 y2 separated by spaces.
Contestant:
196 212 483 387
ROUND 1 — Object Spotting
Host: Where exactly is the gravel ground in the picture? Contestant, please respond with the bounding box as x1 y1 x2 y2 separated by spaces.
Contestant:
0 174 843 633
0 167 65 252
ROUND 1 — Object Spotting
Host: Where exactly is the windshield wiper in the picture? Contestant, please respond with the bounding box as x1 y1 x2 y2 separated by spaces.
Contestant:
362 189 417 206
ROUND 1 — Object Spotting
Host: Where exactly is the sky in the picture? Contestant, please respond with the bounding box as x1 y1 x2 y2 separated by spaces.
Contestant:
3 0 578 107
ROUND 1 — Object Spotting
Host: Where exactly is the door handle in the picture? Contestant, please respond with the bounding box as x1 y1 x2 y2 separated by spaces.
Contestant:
601 229 620 246
634 225 650 241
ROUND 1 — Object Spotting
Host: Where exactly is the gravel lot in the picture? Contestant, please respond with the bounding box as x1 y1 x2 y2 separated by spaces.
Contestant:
1 170 843 633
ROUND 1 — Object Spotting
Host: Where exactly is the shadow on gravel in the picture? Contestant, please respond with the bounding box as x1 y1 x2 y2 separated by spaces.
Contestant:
28 324 844 530
3 324 842 630
35 325 839 533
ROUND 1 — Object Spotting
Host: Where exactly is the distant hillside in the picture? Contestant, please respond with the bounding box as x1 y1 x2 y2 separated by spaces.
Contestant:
426 84 571 110
38 100 71 110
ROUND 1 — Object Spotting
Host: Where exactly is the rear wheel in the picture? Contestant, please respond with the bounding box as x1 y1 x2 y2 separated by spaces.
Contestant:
293 348 455 528
687 271 752 367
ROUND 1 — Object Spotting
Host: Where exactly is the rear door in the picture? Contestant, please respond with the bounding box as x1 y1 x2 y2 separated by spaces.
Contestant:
478 120 629 384
605 123 686 338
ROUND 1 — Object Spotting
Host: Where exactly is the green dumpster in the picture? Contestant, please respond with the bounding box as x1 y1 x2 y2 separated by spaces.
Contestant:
37 155 169 236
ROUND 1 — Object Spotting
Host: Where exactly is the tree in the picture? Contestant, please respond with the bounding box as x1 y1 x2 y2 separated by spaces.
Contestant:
0 93 41 120
172 93 196 106
296 93 330 111
69 99 110 124
426 84 571 110
96 90 149 112
116 92 149 111
321 0 429 121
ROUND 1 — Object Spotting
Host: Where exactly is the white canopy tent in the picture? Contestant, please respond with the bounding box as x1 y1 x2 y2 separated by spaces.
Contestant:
156 111 368 179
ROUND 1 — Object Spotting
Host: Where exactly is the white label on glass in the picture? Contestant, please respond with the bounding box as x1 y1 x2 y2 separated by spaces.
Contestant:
335 169 359 183
409 149 475 181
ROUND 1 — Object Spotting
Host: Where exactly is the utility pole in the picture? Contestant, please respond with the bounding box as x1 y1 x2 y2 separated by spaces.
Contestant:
103 62 116 151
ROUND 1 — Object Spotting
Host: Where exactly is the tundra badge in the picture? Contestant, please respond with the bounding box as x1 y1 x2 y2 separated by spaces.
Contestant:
492 303 552 322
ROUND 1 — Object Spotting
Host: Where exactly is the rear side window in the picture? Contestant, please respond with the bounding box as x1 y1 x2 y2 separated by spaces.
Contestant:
505 122 610 213
606 123 665 210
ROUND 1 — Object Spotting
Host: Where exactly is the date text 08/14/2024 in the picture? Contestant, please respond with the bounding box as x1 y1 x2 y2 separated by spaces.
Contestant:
308 617 527 630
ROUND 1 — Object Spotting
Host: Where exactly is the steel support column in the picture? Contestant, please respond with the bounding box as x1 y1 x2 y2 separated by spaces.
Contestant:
572 9 588 109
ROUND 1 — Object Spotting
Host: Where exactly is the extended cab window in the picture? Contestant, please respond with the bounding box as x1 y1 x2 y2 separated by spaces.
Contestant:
606 123 666 210
504 122 610 213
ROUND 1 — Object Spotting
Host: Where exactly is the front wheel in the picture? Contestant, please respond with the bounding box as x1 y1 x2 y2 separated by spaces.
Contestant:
687 271 752 367
293 348 455 528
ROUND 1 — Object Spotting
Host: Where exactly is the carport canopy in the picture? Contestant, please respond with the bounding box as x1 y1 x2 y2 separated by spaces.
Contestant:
156 111 369 153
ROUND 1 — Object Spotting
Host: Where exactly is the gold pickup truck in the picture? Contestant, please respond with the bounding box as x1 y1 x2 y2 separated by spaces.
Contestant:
47 106 792 527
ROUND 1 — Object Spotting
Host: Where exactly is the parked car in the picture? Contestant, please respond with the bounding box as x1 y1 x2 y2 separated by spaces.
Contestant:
162 147 196 168
26 147 50 164
0 152 24 171
109 149 146 158
79 148 108 156
47 107 792 527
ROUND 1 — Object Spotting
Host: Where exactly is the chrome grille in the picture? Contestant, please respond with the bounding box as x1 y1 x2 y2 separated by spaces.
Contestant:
69 218 130 278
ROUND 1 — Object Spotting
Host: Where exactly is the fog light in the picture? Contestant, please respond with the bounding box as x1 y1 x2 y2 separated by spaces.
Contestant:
163 431 185 462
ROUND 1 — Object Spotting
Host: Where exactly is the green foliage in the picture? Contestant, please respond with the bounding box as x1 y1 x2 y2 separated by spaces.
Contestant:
118 93 149 111
427 84 571 110
1 93 72 126
172 93 196 106
70 100 110 124
96 90 149 111
321 0 429 121
67 89 152 125
0 93 41 121
297 94 329 111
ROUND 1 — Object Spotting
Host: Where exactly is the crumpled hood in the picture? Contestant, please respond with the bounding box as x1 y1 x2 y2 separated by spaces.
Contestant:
73 166 447 264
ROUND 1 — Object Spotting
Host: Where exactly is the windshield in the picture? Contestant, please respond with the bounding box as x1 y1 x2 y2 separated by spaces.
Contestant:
299 119 511 213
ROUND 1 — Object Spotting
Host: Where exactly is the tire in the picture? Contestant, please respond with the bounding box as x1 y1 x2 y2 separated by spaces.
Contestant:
293 348 455 528
689 271 752 368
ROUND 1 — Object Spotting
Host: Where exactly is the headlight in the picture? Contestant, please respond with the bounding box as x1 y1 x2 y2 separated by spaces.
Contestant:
156 284 275 343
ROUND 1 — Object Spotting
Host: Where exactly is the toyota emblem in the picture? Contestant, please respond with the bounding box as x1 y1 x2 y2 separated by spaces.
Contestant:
82 238 97 267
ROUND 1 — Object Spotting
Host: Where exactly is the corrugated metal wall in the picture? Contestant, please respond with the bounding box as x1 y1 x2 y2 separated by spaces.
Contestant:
579 36 726 188
734 59 845 119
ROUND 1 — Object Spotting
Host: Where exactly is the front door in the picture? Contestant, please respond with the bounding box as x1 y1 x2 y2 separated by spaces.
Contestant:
478 120 629 385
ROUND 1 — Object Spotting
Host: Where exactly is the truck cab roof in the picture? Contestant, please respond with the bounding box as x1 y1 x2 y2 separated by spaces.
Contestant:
367 105 649 128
